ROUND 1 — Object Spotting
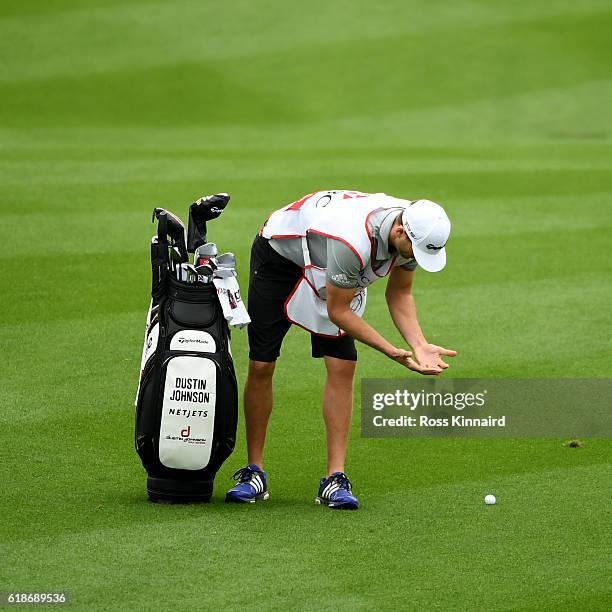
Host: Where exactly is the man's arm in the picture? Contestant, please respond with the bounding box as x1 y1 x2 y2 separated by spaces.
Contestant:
385 266 456 371
385 267 427 348
326 282 442 375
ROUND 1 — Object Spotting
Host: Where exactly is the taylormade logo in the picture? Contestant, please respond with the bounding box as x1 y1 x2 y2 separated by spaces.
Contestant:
426 242 446 251
170 331 216 353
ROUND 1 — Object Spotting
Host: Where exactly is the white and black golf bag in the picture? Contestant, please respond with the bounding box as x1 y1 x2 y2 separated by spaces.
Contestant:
135 196 238 503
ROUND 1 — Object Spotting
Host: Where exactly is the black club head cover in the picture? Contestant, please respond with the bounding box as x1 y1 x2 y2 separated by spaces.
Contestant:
187 193 230 252
152 207 189 262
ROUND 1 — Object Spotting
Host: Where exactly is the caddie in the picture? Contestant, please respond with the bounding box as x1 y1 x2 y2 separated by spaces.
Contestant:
226 190 456 509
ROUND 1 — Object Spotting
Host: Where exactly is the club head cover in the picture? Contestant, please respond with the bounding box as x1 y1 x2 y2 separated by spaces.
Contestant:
152 208 189 262
150 230 169 300
187 193 230 252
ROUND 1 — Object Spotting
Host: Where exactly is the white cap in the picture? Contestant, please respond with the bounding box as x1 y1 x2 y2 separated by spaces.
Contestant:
401 199 451 272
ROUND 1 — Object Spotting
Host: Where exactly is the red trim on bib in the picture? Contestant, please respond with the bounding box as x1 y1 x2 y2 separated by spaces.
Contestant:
364 209 377 264
286 191 319 211
282 273 346 338
364 208 398 277
266 233 304 239
307 230 364 268
302 264 324 297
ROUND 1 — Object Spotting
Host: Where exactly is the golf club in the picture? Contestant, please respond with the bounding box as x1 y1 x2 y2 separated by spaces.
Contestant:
197 259 218 277
169 246 183 275
216 252 236 268
194 242 218 266
212 267 236 278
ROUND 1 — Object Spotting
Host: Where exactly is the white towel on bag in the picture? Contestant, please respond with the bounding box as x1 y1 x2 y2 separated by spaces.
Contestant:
213 274 251 329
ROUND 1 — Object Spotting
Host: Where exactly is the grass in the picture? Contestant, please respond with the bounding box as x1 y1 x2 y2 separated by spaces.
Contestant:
1 1 611 610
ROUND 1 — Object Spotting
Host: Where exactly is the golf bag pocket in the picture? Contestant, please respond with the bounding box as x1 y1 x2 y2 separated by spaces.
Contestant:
158 355 218 471
171 299 217 328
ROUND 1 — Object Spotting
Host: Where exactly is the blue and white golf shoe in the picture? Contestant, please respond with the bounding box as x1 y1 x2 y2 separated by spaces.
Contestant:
315 472 359 510
225 464 269 503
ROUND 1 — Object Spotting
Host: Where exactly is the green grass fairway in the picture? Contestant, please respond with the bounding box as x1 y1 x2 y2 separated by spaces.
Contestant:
1 1 611 610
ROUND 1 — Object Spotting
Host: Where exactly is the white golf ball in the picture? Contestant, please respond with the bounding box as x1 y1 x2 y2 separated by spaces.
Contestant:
484 494 496 505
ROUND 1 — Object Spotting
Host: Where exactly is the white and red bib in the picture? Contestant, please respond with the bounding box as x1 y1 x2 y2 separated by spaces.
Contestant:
261 190 409 337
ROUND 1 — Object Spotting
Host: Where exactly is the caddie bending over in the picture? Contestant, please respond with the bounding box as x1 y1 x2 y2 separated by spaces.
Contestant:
226 190 456 509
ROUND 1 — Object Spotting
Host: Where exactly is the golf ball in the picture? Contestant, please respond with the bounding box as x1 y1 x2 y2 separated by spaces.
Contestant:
484 494 496 505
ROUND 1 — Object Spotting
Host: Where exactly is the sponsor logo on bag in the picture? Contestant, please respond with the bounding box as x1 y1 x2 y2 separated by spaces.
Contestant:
159 356 217 469
168 376 212 402
168 408 209 417
163 432 208 445
178 337 209 345
170 330 216 353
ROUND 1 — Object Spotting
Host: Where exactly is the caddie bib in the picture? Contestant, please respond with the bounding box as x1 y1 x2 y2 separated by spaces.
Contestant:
262 190 409 336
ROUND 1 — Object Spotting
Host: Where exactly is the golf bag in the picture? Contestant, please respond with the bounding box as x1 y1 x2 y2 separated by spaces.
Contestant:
135 195 238 503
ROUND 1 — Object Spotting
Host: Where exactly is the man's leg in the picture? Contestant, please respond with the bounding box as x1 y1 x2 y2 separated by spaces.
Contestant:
241 234 300 465
244 359 276 469
226 236 300 503
322 356 357 476
311 334 359 509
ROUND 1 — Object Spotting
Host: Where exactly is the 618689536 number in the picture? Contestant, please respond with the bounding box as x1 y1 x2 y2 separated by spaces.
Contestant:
2 592 68 605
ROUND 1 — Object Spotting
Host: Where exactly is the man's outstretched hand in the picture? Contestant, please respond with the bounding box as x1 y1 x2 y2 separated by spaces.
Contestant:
412 344 457 373
388 348 446 375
